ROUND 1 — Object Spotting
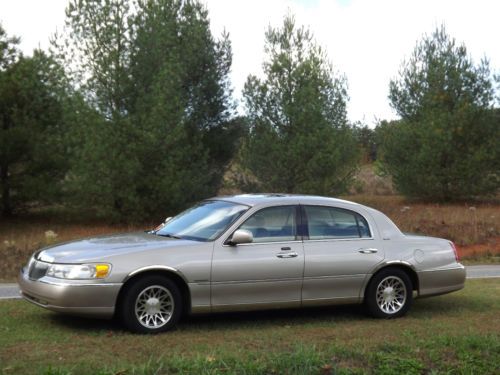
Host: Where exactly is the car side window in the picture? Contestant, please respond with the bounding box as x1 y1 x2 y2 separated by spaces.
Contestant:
304 206 371 239
238 206 296 243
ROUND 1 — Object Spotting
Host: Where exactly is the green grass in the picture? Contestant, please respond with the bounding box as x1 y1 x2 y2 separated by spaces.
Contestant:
1 279 499 374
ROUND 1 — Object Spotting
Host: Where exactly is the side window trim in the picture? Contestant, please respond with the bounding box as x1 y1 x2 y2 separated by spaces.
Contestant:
355 212 372 238
354 215 363 238
298 205 309 240
301 204 373 241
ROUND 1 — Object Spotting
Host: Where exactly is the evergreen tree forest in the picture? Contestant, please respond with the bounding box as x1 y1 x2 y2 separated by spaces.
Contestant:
0 2 498 221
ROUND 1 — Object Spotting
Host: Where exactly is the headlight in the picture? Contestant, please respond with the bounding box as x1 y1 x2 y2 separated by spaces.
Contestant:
46 263 111 279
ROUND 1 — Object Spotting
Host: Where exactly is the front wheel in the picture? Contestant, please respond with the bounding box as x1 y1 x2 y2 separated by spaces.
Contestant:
119 275 182 333
365 268 413 318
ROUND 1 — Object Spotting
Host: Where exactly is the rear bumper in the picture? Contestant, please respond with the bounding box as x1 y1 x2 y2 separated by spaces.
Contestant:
417 264 466 297
18 269 122 318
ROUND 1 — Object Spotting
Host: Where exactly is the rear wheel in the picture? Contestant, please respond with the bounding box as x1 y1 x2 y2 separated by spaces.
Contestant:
119 275 182 333
365 268 413 318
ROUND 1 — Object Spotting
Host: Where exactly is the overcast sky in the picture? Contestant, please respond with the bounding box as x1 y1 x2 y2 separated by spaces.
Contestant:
1 0 499 125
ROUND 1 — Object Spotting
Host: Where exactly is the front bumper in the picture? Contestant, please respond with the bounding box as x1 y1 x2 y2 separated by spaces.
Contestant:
18 268 122 318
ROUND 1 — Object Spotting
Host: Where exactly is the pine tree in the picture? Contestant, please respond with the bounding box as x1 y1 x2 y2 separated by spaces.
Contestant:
382 26 499 200
242 15 358 195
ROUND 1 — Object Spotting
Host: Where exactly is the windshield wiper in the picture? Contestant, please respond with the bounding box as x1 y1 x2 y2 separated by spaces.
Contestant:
156 232 182 239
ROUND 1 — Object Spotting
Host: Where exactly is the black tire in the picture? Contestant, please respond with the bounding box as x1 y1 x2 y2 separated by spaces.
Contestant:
119 275 182 333
365 268 413 319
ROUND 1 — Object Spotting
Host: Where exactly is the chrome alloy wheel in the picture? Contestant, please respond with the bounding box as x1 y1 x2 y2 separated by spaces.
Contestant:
376 276 407 314
135 285 174 329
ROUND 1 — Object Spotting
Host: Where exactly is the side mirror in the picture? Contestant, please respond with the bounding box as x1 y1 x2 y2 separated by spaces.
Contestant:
153 217 173 232
228 229 253 246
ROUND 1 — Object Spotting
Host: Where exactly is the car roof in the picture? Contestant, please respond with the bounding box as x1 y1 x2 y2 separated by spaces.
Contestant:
211 193 362 208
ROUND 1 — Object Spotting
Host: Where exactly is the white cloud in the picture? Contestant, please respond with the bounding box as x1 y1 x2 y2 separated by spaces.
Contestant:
1 0 499 126
0 0 67 52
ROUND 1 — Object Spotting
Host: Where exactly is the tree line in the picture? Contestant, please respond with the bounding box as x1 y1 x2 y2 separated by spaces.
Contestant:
0 0 498 220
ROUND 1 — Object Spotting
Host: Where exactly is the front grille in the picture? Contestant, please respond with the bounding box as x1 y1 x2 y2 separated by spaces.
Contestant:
28 260 49 280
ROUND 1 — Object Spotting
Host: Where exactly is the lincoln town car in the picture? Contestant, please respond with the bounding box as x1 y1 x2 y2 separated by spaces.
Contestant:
19 194 466 333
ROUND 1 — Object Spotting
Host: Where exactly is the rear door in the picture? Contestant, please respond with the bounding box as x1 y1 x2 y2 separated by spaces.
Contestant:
301 205 384 305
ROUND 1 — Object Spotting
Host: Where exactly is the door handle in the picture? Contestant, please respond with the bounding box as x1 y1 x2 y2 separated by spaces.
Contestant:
358 248 378 254
276 252 298 258
281 247 291 251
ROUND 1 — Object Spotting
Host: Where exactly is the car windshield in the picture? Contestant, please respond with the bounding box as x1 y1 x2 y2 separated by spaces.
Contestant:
156 200 249 242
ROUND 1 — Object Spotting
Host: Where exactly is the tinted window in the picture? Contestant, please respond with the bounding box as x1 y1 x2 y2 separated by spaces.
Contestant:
304 206 371 239
239 206 296 243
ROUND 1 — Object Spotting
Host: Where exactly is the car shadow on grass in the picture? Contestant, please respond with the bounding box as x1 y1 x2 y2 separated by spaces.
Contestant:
47 313 123 333
181 304 368 329
47 304 369 334
44 296 475 334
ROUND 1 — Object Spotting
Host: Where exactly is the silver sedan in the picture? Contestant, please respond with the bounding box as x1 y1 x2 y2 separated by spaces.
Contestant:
19 194 465 333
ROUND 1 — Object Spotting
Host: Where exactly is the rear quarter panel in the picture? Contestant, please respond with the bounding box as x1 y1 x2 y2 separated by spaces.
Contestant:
362 206 464 297
383 235 465 296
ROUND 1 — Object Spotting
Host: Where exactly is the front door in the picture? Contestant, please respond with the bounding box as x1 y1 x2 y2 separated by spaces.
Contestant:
211 205 304 310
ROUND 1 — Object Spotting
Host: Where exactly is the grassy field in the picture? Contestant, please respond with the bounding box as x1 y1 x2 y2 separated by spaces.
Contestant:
0 195 499 281
0 279 499 374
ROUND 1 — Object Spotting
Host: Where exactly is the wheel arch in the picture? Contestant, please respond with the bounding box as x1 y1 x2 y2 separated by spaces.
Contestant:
362 262 419 299
116 266 192 316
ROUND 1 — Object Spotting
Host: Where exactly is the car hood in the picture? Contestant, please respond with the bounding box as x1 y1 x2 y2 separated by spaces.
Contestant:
36 232 197 263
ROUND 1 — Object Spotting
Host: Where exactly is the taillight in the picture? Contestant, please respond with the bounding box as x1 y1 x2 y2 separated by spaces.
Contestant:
449 241 460 262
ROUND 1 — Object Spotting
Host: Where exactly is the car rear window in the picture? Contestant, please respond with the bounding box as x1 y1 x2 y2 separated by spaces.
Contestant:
304 206 371 239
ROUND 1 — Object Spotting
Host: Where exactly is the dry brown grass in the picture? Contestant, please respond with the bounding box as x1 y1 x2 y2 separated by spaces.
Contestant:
345 194 500 259
1 193 499 282
0 214 147 282
348 164 396 195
